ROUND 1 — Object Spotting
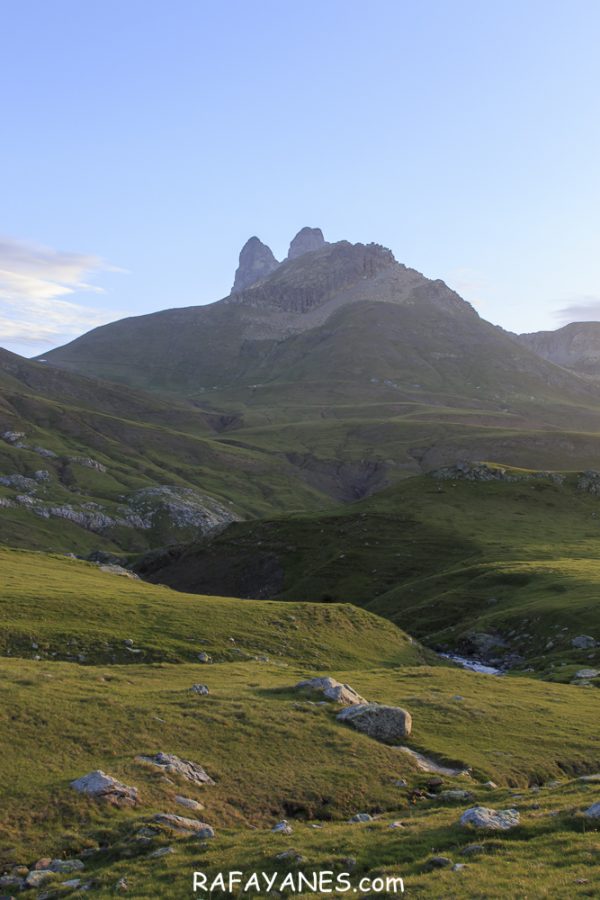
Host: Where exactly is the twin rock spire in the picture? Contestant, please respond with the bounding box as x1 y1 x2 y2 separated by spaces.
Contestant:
232 227 326 293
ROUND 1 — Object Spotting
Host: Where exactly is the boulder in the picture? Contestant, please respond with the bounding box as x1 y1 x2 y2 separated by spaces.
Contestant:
153 813 214 838
571 635 597 649
295 676 366 706
136 753 215 785
272 820 293 834
175 795 204 811
336 703 412 742
25 870 56 889
583 802 600 819
70 770 139 807
349 813 372 823
190 684 209 695
438 790 474 802
460 806 520 831
575 668 600 679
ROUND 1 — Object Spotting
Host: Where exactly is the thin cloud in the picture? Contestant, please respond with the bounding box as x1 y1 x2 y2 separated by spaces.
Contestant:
0 235 124 349
554 295 600 325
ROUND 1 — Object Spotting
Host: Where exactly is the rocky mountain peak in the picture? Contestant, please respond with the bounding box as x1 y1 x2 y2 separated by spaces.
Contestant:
287 226 326 260
231 236 279 293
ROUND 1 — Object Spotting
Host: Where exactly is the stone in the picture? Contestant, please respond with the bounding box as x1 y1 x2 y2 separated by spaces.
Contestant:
153 814 215 838
483 781 497 789
115 877 129 892
349 813 372 823
460 806 520 831
275 850 304 863
575 668 600 679
136 753 215 785
49 859 84 873
426 856 453 869
190 684 209 695
583 802 600 819
25 870 56 888
389 821 404 829
461 844 485 856
175 795 204 811
394 779 408 788
33 858 52 870
197 652 211 663
579 774 600 783
149 847 175 858
287 227 326 260
99 565 138 579
295 676 366 706
438 790 474 802
62 879 82 888
572 635 597 650
70 770 139 807
336 703 412 742
0 875 24 890
232 236 280 292
453 863 467 872
272 820 293 834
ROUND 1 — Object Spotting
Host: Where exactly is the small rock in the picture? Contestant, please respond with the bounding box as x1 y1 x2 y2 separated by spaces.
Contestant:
198 652 211 663
153 813 215 838
460 806 520 831
175 795 204 811
274 849 304 863
572 635 597 650
0 875 24 890
575 668 600 679
461 844 485 856
583 802 600 819
190 684 209 695
11 867 29 878
33 858 52 870
272 820 293 834
115 877 129 892
389 821 404 828
427 856 453 869
49 859 84 873
579 774 600 783
439 790 474 802
148 847 175 858
295 676 366 706
394 778 408 788
62 878 82 888
25 870 56 888
483 781 497 789
348 813 372 823
453 863 467 872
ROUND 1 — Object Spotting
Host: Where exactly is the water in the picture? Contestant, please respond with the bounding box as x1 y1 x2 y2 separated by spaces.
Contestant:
440 652 503 676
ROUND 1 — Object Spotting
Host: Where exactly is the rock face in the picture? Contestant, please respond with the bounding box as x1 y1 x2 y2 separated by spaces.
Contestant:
136 752 215 785
153 813 214 837
432 461 564 485
336 703 412 742
70 770 139 807
295 676 366 705
287 226 326 260
232 236 279 292
460 806 520 831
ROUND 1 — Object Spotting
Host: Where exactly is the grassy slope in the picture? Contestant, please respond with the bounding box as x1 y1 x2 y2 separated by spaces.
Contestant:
2 552 600 897
140 470 600 675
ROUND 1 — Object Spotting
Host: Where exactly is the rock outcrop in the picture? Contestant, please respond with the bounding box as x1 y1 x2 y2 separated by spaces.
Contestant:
460 806 520 831
287 226 326 260
136 752 215 785
336 703 412 742
295 676 366 705
232 236 279 292
70 770 139 807
153 813 214 837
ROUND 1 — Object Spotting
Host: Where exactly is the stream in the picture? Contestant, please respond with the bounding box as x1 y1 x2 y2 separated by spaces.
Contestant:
440 652 503 676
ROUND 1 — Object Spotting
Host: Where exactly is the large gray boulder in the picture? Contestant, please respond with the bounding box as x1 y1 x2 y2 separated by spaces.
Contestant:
336 703 412 742
70 770 139 807
295 676 366 706
572 635 597 649
136 752 215 785
460 806 520 831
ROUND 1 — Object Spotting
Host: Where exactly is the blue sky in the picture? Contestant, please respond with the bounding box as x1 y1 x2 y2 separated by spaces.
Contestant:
1 0 599 355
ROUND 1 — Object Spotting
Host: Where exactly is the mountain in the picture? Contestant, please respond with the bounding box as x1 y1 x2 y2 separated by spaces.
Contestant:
35 227 600 487
518 322 600 379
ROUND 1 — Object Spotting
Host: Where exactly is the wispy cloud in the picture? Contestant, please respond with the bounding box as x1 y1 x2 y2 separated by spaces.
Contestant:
554 295 600 325
0 235 124 351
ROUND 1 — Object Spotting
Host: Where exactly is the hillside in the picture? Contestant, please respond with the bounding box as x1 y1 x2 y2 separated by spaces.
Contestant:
519 322 600 379
3 550 600 898
138 463 600 678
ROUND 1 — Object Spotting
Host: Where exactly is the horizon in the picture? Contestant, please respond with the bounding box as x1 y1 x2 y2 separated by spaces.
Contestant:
2 0 600 355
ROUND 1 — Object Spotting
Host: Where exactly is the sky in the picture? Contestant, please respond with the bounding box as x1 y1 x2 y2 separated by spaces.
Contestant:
1 0 600 356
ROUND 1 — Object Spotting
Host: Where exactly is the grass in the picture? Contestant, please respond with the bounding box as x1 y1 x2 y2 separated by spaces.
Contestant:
2 551 600 897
